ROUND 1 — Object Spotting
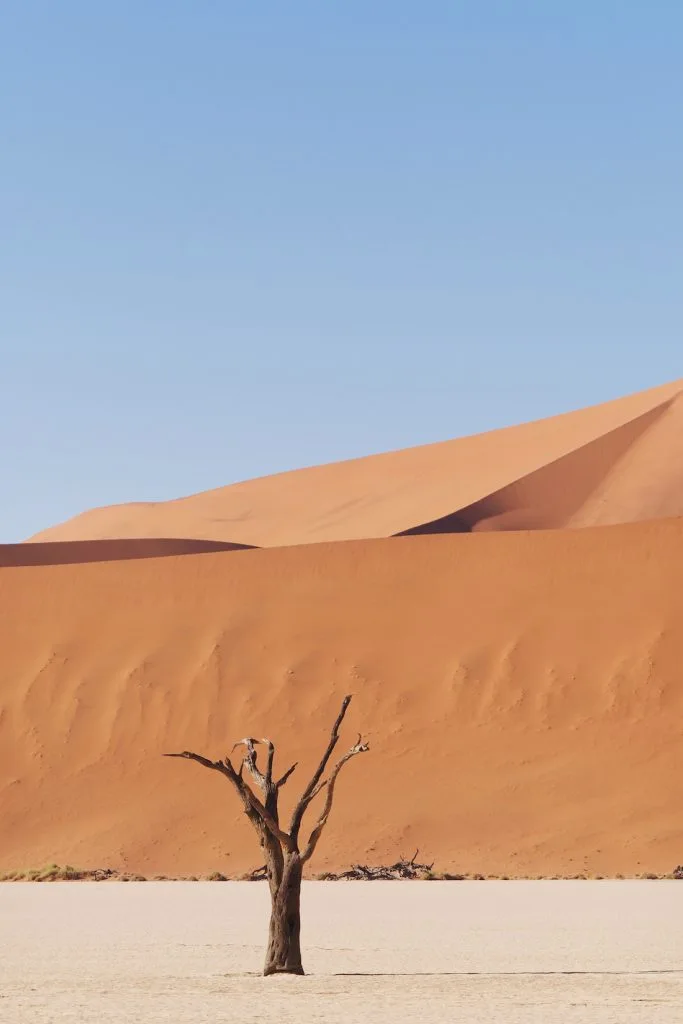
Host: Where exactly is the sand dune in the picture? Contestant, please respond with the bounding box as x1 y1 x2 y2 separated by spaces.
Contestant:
2 519 683 877
3 380 683 878
28 379 683 546
402 393 683 534
0 538 253 568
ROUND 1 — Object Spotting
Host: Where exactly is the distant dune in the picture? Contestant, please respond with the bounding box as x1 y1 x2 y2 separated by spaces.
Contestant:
0 538 254 568
28 379 683 546
2 380 683 878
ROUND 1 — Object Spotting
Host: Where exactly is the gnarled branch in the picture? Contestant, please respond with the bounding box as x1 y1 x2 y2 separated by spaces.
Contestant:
164 750 226 774
163 750 292 849
232 738 269 793
300 737 369 864
289 694 352 840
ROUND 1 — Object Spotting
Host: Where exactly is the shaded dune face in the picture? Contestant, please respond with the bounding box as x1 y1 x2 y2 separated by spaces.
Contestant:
397 397 680 535
568 392 683 528
0 538 254 568
3 379 683 879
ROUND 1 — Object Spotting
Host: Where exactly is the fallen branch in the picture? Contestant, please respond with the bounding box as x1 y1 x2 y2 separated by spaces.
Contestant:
318 853 436 881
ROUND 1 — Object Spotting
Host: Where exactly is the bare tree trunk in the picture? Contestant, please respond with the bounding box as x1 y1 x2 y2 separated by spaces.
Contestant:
165 694 368 977
264 853 304 975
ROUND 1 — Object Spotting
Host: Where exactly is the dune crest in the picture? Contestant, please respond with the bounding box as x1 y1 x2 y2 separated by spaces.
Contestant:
28 379 683 546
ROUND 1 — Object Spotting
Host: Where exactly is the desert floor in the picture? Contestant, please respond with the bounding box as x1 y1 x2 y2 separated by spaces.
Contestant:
2 881 682 1023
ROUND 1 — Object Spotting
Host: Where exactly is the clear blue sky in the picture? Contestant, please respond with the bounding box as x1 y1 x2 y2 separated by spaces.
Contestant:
2 2 681 542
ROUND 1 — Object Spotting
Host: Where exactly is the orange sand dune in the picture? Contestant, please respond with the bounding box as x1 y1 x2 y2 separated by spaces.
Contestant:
2 520 683 878
402 392 683 534
0 538 253 568
29 379 683 546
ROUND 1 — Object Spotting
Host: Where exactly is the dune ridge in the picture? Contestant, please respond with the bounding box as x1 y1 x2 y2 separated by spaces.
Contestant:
28 379 683 546
398 398 675 534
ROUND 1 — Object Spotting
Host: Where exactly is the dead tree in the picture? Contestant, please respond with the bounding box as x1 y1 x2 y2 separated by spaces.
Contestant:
164 694 368 976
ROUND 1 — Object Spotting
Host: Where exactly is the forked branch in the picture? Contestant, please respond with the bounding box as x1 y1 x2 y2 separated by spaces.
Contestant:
300 736 369 863
231 738 296 796
163 750 292 848
164 694 366 866
289 694 353 840
231 738 270 793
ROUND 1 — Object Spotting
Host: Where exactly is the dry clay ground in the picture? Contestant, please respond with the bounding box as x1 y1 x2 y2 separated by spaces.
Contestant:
2 881 683 1024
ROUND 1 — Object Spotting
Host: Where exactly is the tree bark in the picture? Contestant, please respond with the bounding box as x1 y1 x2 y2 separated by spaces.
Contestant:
264 852 304 976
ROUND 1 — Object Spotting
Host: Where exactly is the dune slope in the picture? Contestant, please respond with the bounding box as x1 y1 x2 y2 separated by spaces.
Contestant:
0 538 253 568
2 521 683 878
28 379 683 546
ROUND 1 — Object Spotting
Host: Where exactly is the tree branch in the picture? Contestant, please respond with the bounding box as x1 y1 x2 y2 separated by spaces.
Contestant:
262 739 275 782
163 750 292 849
164 750 232 777
276 762 298 788
232 738 268 792
289 695 353 840
300 738 369 864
